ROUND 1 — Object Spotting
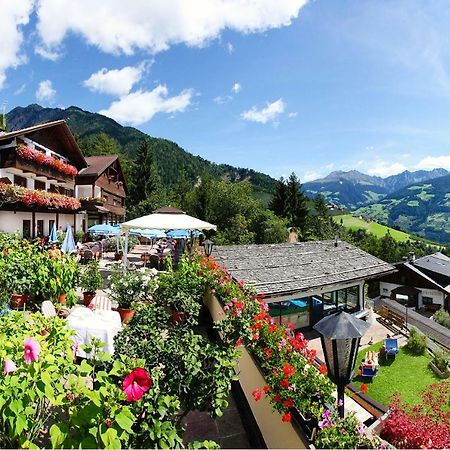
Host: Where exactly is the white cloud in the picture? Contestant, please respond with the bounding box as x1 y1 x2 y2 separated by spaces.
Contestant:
225 42 234 54
36 80 56 103
14 83 27 96
366 161 407 177
213 95 231 104
303 171 320 182
35 45 61 61
98 84 194 125
416 155 450 170
288 112 298 118
241 98 285 124
231 82 242 93
35 0 307 56
0 0 34 89
84 62 148 96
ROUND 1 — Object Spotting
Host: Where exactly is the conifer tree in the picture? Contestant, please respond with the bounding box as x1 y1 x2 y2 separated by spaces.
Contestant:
269 177 288 218
285 172 309 234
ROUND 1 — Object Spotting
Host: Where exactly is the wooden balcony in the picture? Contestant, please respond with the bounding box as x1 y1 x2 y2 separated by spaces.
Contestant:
0 148 75 183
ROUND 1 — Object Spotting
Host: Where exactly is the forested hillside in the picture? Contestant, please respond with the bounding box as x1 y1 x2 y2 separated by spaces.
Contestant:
7 104 276 194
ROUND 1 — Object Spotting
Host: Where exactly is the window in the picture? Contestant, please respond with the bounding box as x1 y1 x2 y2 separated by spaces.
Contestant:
14 175 27 187
422 296 433 305
34 180 46 191
36 220 44 237
322 292 336 313
49 220 55 233
23 220 31 239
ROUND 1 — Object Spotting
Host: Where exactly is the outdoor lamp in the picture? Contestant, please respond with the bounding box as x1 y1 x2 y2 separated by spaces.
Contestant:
313 310 370 418
203 239 214 257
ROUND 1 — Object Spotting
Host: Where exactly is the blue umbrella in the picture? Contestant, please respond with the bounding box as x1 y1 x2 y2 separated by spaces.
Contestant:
130 228 166 238
48 222 58 243
167 229 201 238
61 224 76 254
88 223 119 235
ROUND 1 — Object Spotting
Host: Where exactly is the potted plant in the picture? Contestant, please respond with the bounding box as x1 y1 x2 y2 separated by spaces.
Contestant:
168 291 200 324
79 260 103 306
58 256 79 305
108 264 144 323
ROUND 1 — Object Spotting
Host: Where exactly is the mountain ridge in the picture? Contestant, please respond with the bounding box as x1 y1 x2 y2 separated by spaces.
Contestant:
6 104 277 195
303 168 448 209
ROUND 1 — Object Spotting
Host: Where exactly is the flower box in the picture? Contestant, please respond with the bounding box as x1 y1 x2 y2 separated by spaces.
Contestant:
0 183 81 210
429 361 450 378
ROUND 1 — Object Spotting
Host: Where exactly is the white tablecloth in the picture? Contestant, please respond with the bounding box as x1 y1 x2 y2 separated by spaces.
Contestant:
67 306 122 357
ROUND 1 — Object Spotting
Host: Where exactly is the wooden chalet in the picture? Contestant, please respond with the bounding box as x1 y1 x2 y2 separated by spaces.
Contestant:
76 155 127 226
214 240 395 330
0 120 88 238
379 252 450 311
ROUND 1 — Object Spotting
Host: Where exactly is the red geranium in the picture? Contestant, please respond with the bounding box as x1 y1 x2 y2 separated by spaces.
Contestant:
282 412 292 422
283 362 296 377
252 387 262 401
122 368 152 402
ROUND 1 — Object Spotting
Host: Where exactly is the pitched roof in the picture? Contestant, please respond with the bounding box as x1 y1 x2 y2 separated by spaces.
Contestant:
153 206 185 214
400 262 450 294
414 252 450 279
214 240 396 297
78 155 118 177
0 120 86 168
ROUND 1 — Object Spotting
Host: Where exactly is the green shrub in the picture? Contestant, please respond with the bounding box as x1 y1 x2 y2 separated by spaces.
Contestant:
432 349 449 373
406 328 427 355
433 308 450 329
79 260 103 293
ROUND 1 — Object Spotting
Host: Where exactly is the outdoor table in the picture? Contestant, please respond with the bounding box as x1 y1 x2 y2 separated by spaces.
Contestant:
67 306 122 357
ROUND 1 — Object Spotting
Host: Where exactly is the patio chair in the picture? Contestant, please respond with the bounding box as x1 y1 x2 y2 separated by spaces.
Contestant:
361 365 377 378
91 295 112 311
385 338 399 359
81 249 93 264
41 300 57 318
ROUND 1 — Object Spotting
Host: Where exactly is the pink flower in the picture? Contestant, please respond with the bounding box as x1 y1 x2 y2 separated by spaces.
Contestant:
122 368 152 402
24 337 40 364
3 359 17 375
72 339 79 359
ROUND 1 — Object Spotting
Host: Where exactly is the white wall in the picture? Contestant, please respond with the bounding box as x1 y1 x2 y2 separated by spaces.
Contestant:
0 211 31 235
380 281 444 308
0 169 13 183
76 185 92 198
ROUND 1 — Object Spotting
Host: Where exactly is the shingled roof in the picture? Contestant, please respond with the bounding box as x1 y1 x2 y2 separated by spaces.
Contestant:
214 240 395 297
78 155 118 177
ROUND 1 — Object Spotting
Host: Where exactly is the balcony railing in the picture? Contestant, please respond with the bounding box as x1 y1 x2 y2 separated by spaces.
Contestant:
0 182 81 211
0 147 77 183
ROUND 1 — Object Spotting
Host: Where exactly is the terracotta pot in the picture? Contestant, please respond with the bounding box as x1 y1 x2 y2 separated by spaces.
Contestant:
117 307 135 324
114 253 123 261
171 309 188 325
83 292 96 306
59 293 67 305
10 293 28 310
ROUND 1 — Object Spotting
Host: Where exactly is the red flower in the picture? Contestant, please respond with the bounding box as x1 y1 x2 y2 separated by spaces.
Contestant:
122 368 152 402
361 383 369 394
283 398 294 408
273 393 281 403
283 363 296 377
282 412 292 422
280 378 290 389
263 347 272 360
252 388 262 401
319 363 327 374
235 337 244 347
268 324 277 333
263 385 271 394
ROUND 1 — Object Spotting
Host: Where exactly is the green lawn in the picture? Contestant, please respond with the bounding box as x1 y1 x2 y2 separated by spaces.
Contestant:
351 341 441 407
334 214 415 242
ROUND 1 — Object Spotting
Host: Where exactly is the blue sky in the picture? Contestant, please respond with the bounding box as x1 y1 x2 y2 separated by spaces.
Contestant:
2 0 450 182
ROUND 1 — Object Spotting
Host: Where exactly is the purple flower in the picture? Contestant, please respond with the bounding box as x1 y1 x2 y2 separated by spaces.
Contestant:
24 337 40 364
322 409 332 419
3 359 17 375
358 423 365 436
337 398 344 406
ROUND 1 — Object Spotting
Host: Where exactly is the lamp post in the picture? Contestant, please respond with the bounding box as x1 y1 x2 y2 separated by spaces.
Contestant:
202 239 214 257
313 310 370 418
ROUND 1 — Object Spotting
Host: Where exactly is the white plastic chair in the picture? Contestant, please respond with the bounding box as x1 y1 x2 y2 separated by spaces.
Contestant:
41 301 57 318
91 295 112 311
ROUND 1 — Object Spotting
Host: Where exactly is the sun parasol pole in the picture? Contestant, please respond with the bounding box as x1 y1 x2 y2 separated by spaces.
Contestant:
123 228 129 268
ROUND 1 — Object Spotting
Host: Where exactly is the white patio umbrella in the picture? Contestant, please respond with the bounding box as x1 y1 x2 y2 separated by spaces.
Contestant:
120 207 216 264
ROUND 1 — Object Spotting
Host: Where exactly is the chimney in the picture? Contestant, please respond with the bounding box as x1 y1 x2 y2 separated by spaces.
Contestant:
408 252 415 263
